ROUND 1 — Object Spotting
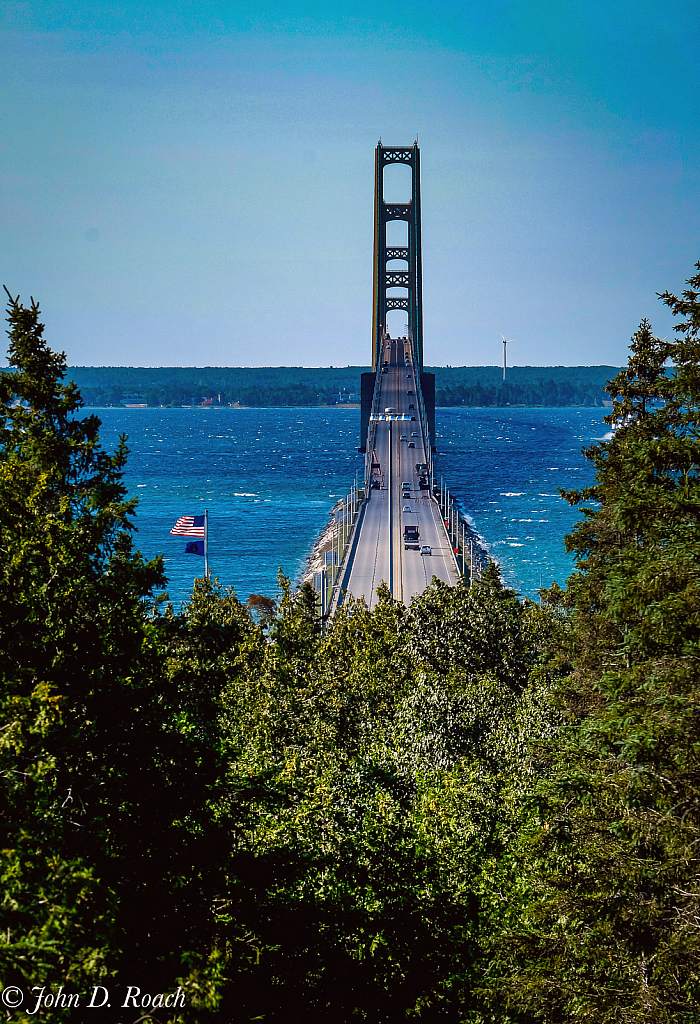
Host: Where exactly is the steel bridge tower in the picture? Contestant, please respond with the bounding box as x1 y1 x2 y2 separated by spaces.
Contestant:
361 141 435 452
371 141 424 371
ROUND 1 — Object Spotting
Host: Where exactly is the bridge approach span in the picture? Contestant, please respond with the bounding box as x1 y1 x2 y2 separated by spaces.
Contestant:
334 336 459 610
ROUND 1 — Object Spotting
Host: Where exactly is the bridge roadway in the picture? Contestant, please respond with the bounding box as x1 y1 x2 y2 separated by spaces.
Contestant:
338 338 459 609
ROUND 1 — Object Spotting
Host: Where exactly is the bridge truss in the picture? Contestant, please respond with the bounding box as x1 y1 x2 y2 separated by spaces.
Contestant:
372 142 424 371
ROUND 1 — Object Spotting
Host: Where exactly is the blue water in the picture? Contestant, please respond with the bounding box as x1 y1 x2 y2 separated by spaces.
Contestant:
93 406 609 606
436 407 609 596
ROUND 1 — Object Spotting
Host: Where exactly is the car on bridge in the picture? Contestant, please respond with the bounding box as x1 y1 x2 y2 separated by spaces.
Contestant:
408 441 415 448
404 525 420 549
402 505 412 512
421 545 432 556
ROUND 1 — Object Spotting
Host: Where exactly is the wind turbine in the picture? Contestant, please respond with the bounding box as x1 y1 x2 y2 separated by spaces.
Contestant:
501 335 514 381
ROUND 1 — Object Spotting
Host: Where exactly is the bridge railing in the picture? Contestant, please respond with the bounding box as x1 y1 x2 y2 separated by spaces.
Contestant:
363 363 384 491
408 341 433 485
435 475 488 583
311 478 364 623
314 346 385 624
409 342 469 581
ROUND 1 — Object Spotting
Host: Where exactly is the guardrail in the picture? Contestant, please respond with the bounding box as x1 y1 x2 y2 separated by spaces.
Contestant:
363 362 384 491
311 479 364 623
406 341 480 582
316 336 467 622
406 338 433 486
434 475 487 583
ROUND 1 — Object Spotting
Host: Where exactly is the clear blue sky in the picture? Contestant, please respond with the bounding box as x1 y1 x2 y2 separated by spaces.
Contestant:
2 0 698 367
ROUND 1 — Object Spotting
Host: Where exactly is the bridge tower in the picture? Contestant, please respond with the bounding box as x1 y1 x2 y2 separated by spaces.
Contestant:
371 141 423 370
361 141 435 452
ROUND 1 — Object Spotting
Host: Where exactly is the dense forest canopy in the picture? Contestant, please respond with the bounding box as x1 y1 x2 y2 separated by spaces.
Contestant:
58 364 623 408
1 264 699 1022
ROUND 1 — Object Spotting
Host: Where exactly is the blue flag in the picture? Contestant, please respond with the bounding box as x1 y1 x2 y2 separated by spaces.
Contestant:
185 540 205 556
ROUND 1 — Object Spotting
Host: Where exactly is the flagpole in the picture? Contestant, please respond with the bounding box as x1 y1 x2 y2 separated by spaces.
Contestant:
204 509 209 578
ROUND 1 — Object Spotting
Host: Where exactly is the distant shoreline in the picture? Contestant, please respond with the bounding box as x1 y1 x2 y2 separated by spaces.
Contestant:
65 364 622 412
82 403 611 411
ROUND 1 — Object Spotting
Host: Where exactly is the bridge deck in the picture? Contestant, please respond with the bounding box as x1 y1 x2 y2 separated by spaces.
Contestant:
339 338 459 609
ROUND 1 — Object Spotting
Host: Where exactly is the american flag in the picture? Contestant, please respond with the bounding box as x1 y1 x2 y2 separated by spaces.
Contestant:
170 515 205 537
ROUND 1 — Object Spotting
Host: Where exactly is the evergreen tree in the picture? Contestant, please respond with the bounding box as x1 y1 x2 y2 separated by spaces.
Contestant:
493 271 700 1022
0 294 239 1018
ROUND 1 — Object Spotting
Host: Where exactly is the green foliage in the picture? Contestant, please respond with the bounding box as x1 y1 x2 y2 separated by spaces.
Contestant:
0 294 252 1019
8 310 550 1019
489 266 700 1022
62 364 621 409
6 267 700 1022
404 565 534 691
205 565 563 1022
435 379 611 408
60 366 370 408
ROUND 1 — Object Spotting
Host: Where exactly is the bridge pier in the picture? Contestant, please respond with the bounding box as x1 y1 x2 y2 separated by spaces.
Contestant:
359 371 375 453
420 370 436 452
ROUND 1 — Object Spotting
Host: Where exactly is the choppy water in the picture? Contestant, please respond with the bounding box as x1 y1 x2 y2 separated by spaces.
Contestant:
435 407 610 597
93 406 609 606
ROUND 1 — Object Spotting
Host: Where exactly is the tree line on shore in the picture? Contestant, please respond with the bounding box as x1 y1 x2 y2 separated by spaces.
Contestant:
434 378 606 407
63 364 622 409
1 267 699 1022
